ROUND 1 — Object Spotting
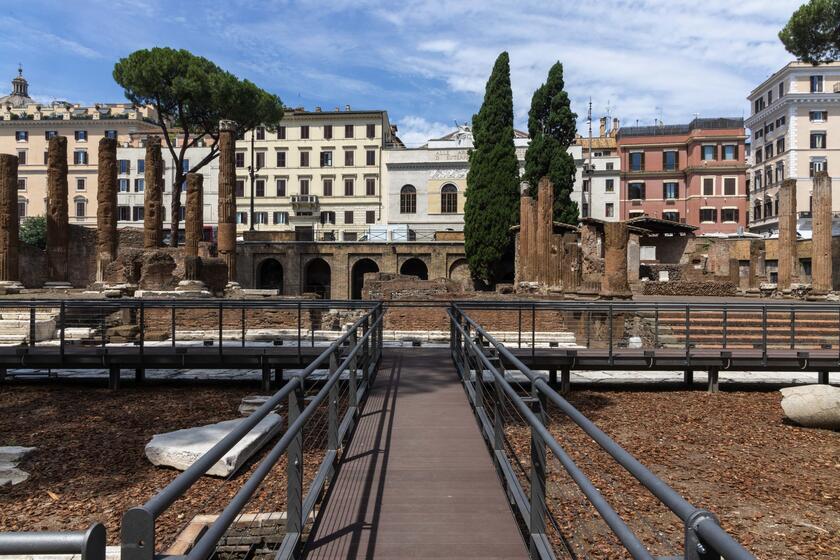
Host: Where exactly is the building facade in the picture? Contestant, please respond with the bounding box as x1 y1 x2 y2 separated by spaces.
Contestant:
616 118 748 234
746 61 840 235
574 116 621 221
232 107 401 241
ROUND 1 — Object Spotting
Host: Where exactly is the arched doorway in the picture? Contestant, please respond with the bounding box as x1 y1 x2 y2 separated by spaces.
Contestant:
257 258 283 292
304 258 331 298
400 258 428 280
448 258 472 291
351 258 379 300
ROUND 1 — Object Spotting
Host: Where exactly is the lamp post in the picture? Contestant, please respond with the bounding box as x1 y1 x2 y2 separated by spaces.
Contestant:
247 128 259 231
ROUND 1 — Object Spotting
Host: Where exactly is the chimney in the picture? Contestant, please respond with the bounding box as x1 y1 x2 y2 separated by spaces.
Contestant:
612 117 619 134
599 116 607 137
315 106 322 112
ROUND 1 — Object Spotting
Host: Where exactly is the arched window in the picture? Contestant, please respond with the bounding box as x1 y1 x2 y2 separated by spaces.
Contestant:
753 201 761 221
441 184 458 214
400 185 416 214
73 196 87 219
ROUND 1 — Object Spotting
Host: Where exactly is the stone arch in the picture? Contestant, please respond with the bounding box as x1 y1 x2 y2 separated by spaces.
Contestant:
304 257 331 298
257 258 283 292
351 258 380 299
400 257 428 280
448 258 471 291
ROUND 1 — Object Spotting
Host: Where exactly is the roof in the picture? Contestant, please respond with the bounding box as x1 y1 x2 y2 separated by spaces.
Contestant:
627 216 698 234
578 217 650 235
509 221 579 234
432 128 529 141
575 135 617 150
617 117 744 139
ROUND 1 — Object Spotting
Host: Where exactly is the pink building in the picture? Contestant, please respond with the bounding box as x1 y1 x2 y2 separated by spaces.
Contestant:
617 118 748 234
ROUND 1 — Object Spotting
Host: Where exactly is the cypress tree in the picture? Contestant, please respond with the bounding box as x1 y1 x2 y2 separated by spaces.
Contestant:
523 62 578 224
464 52 521 288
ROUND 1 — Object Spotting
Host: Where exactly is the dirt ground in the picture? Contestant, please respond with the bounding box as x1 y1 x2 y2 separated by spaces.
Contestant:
503 390 840 559
0 384 329 548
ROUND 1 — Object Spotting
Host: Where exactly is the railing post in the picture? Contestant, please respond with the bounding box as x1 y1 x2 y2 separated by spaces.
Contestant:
608 304 614 366
286 380 305 537
790 307 795 350
518 306 522 349
762 305 768 366
349 328 358 408
139 301 145 355
120 506 155 560
654 305 659 348
29 306 36 348
218 301 224 355
362 315 371 383
722 305 728 349
586 310 592 349
328 350 339 453
241 307 246 348
684 510 722 560
528 388 547 556
297 302 302 364
59 301 66 359
531 304 536 359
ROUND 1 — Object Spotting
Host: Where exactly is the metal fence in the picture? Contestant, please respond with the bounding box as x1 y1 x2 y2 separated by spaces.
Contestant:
448 305 756 559
0 524 105 560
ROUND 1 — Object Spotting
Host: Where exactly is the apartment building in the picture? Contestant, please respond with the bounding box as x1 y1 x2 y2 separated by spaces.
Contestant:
233 107 401 241
616 118 748 234
574 116 621 221
746 61 840 235
0 69 159 224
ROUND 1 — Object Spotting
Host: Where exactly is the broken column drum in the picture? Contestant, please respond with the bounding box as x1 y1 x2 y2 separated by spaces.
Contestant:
46 135 69 282
601 221 632 298
96 137 118 281
144 137 164 249
0 154 19 282
217 120 238 283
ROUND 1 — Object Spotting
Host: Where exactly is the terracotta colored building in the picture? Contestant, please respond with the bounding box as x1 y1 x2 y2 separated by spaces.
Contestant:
616 118 748 234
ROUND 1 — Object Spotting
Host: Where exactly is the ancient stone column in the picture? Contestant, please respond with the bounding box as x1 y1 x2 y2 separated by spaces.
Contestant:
0 154 19 283
46 136 69 282
96 138 118 281
777 178 797 290
601 221 631 299
217 120 238 283
184 173 204 281
143 137 164 249
811 172 833 293
536 177 554 285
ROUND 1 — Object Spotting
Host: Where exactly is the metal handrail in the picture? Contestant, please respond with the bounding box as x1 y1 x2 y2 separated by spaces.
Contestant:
450 305 756 560
0 524 106 560
121 303 384 560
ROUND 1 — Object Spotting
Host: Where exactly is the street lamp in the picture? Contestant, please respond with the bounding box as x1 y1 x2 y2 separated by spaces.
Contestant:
247 128 261 231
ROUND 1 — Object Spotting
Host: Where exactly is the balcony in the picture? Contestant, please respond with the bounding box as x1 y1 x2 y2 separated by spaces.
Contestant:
290 194 319 213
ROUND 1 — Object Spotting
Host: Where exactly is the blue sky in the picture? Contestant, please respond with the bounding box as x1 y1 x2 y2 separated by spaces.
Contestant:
0 0 801 146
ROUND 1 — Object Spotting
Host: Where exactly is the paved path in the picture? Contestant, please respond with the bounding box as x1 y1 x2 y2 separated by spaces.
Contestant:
304 349 527 560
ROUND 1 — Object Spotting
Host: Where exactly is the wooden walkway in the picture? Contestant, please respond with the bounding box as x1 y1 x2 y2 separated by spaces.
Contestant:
304 348 527 559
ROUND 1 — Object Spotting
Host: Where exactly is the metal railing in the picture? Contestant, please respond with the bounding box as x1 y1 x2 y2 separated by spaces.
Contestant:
0 523 106 560
120 303 384 560
449 305 756 560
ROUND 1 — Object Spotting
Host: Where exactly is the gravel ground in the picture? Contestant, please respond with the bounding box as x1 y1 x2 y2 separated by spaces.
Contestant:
502 390 840 559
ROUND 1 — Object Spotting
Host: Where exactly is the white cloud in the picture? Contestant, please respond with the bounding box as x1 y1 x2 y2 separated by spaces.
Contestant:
396 116 455 147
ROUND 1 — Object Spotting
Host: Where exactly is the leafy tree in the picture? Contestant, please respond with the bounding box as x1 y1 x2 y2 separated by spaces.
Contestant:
113 48 284 246
19 216 46 249
523 62 578 224
779 0 840 63
464 52 521 288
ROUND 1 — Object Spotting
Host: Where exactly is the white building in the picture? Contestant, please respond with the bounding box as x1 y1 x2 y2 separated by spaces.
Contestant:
573 117 621 221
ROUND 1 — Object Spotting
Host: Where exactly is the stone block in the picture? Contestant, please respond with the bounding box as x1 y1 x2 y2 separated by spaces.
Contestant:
145 413 284 477
780 384 840 429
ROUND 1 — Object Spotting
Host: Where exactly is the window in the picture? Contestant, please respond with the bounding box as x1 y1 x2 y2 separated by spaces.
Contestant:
276 151 286 167
366 150 376 166
18 198 26 218
118 179 129 192
366 210 376 224
776 137 785 153
118 206 130 221
810 75 824 93
723 177 737 196
45 130 57 140
273 211 289 225
300 125 310 139
235 179 245 197
255 179 265 197
134 178 144 192
810 158 827 176
255 126 265 140
75 198 86 218
345 124 354 138
344 210 354 224
320 211 335 225
254 212 268 225
703 177 714 196
753 202 761 221
269 178 284 197
235 152 245 168
366 124 375 138
73 150 88 165
323 178 333 196
629 152 644 171
722 144 737 160
721 208 739 223
132 207 144 221
236 211 248 225
701 145 716 160
765 166 773 186
441 184 458 214
400 185 417 214
17 178 25 191
811 132 827 149
775 162 785 183
255 152 265 169
300 178 310 195
605 202 614 217
76 178 86 191
628 182 645 200
300 151 310 167
17 150 26 165
629 211 644 219
581 203 589 218
582 179 590 193
344 150 354 166
810 110 828 122
74 130 87 142
663 182 679 199
700 208 717 223
15 131 27 142
767 89 773 104
320 151 333 167
344 178 354 196
765 144 774 159
118 159 130 174
663 150 678 170
277 126 286 140
779 82 784 98
755 147 763 164
754 171 762 190
324 125 333 140
365 177 376 196
605 179 614 192
662 211 679 222
161 207 167 222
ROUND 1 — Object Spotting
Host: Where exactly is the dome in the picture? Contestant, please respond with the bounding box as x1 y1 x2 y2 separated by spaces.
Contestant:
0 66 34 108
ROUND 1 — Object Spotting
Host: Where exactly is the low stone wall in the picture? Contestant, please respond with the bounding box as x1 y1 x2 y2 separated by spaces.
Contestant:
642 280 737 297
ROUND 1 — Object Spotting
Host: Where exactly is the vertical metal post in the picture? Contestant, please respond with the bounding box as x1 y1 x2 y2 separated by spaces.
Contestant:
100 307 106 348
349 328 358 408
561 367 571 395
518 306 522 349
531 304 536 359
684 305 690 355
762 305 768 366
707 368 719 393
328 350 339 452
286 381 305 537
139 301 145 355
586 310 592 349
722 306 728 350
170 306 176 348
790 307 795 350
529 389 547 557
608 304 614 365
297 302 302 364
362 315 371 384
218 302 224 355
241 307 246 348
29 307 36 348
654 305 659 348
59 301 66 359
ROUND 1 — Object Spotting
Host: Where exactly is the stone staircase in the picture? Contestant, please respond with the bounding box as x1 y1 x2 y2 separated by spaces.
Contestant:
0 311 57 345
